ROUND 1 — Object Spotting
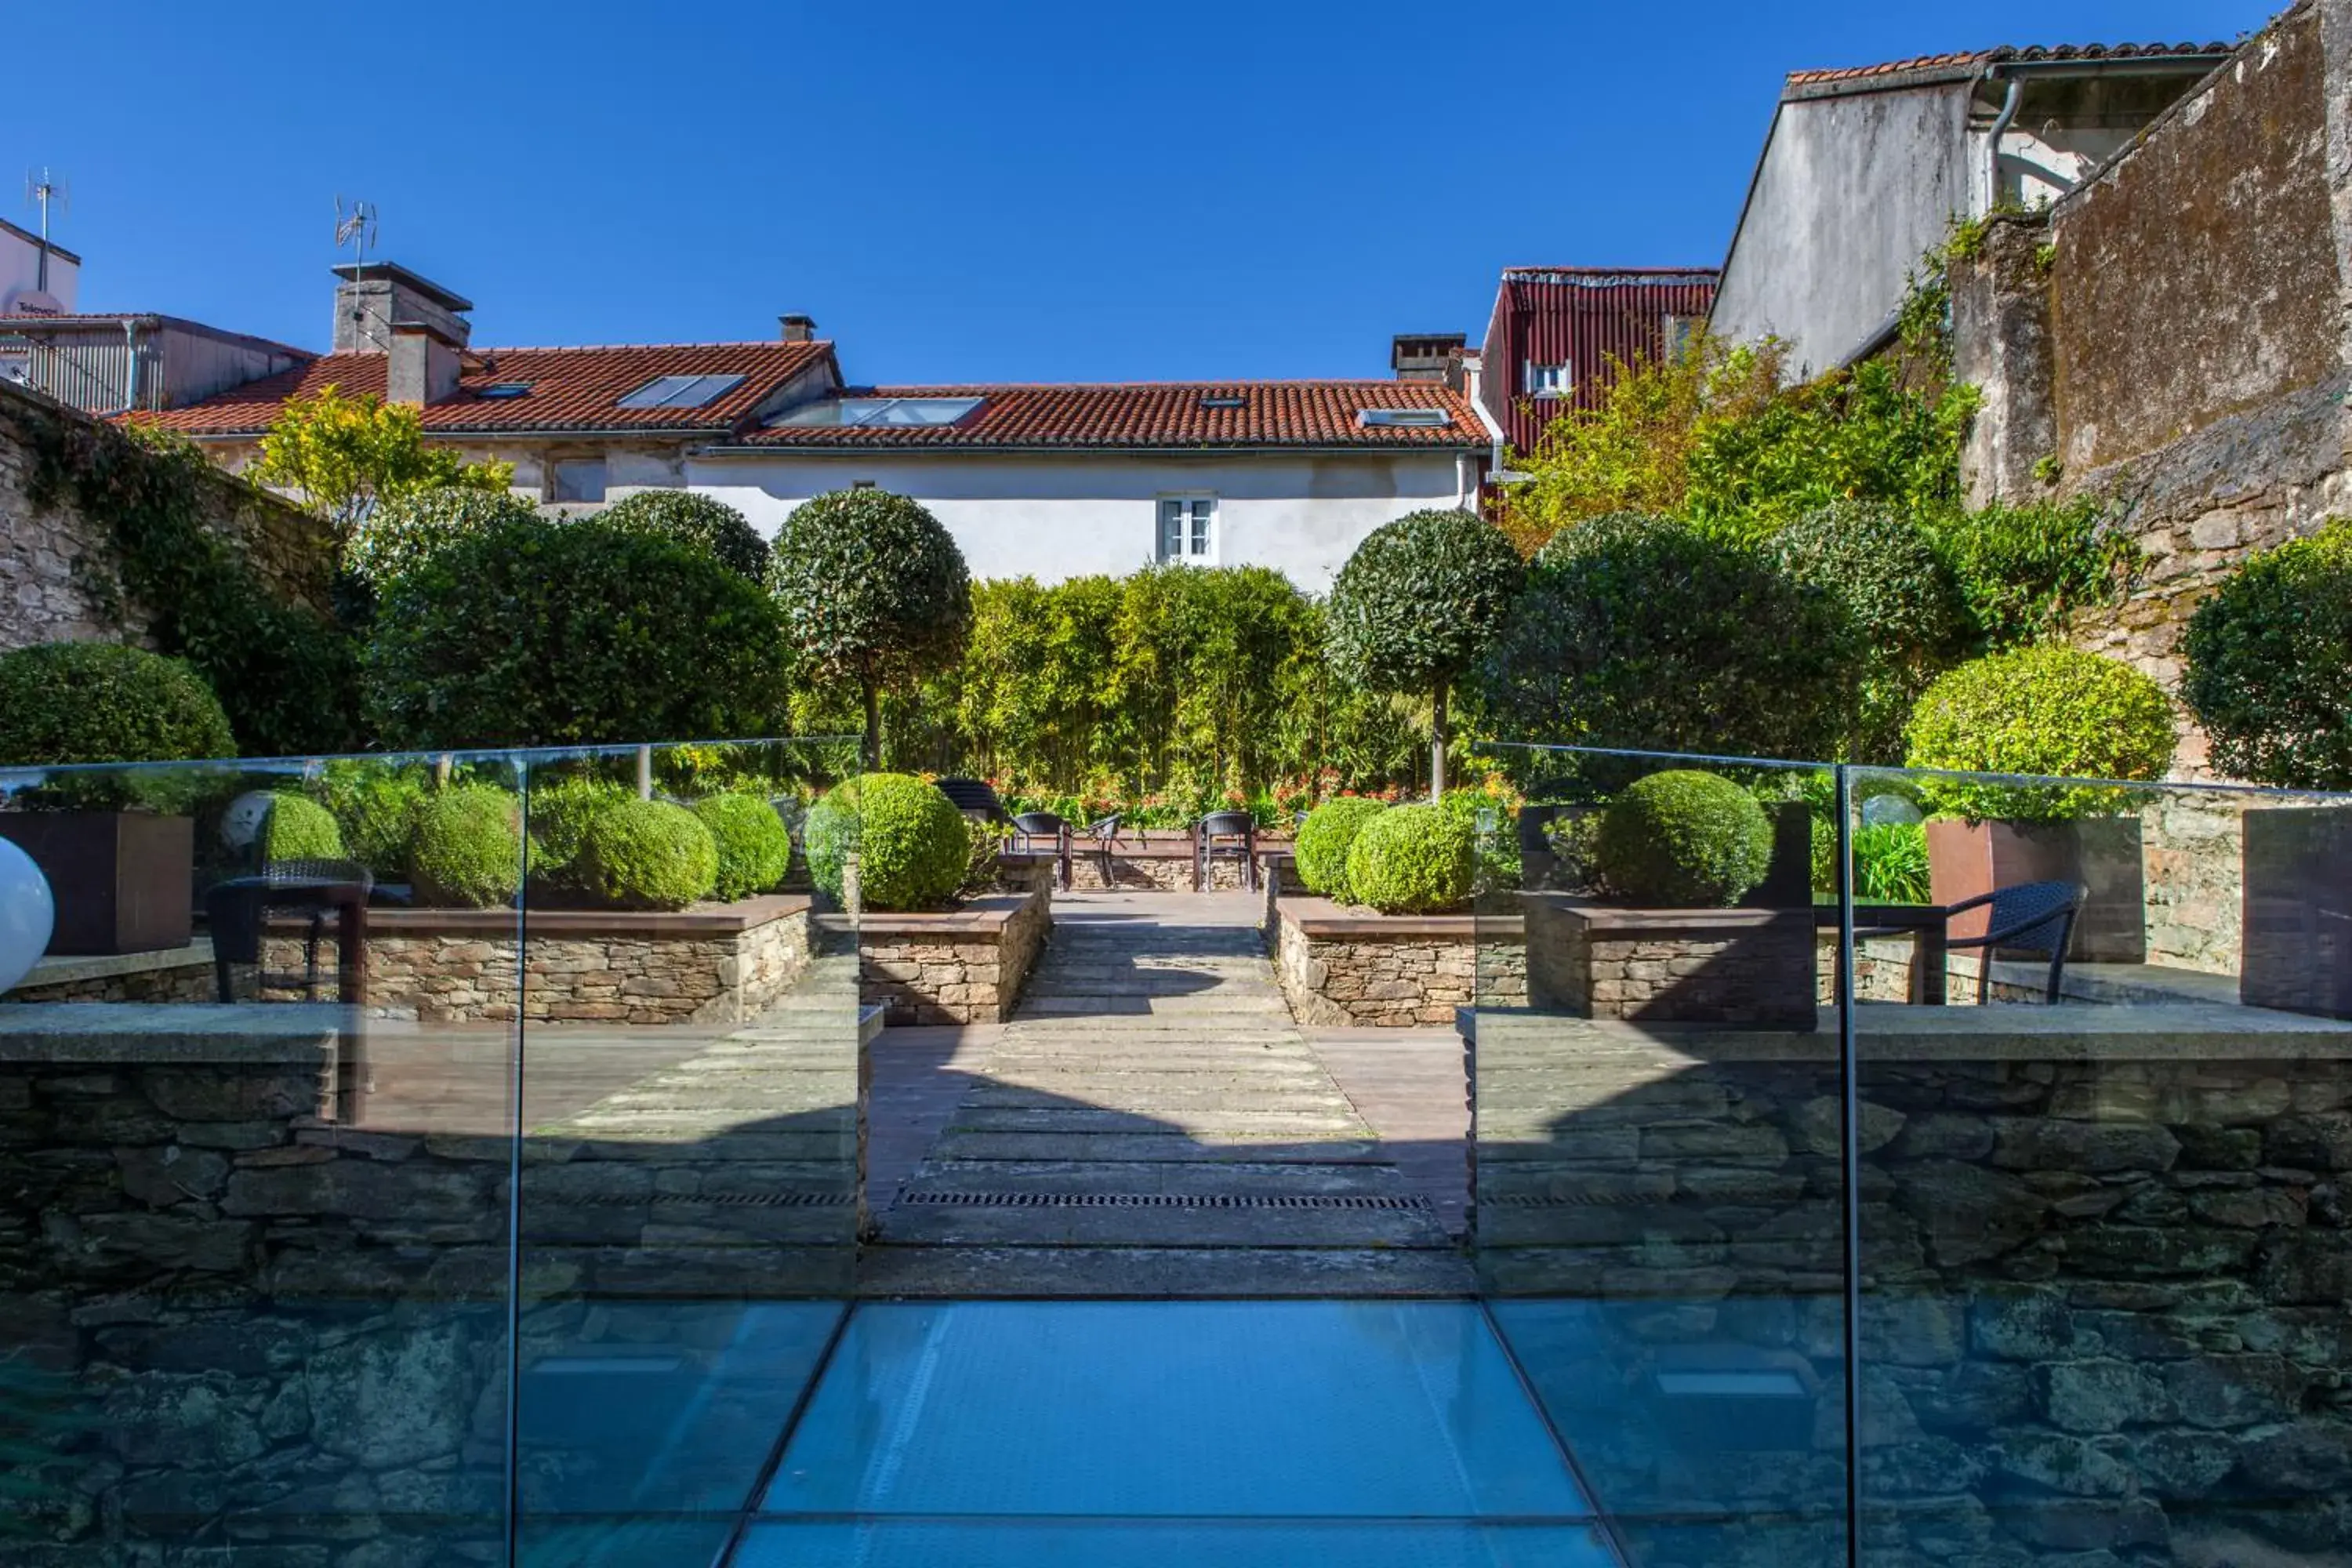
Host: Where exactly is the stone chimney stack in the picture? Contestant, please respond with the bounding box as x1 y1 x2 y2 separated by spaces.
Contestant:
1390 332 1466 383
779 314 817 343
332 262 474 356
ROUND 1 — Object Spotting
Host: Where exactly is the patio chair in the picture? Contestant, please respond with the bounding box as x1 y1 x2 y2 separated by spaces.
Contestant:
207 859 375 1003
1195 810 1258 893
1010 811 1074 891
1080 814 1121 884
1867 880 2083 1006
935 776 1011 826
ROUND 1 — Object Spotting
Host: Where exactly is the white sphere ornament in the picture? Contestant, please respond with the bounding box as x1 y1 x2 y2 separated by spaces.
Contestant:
0 835 55 996
221 790 276 853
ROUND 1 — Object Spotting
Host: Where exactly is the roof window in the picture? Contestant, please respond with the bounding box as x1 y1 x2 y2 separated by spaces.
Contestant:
477 383 532 400
616 372 746 410
771 396 985 428
1199 394 1247 409
1358 408 1450 428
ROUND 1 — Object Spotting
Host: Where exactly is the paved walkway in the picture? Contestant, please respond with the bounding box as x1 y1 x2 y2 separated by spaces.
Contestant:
863 893 1469 1296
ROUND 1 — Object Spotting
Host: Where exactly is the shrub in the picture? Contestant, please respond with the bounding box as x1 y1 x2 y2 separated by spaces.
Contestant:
769 489 971 768
260 793 344 863
345 485 537 587
0 643 236 814
1595 769 1773 907
1295 797 1388 903
691 793 793 900
1923 499 2136 651
364 515 793 748
1904 646 2175 823
598 492 770 583
2181 520 2352 789
804 780 860 904
1344 804 1475 914
410 786 526 908
1809 817 1933 904
576 797 719 910
528 775 634 890
317 762 427 881
854 773 971 911
1440 786 1523 893
1473 514 1860 767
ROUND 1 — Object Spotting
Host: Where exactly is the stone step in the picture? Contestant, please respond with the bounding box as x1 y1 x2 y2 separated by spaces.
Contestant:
1014 996 1291 1018
876 1202 1446 1249
896 1158 1431 1198
926 1132 1389 1163
855 1243 1474 1298
944 1108 1368 1135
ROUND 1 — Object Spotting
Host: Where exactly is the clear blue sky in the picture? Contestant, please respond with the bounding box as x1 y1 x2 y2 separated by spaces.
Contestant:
7 0 2281 383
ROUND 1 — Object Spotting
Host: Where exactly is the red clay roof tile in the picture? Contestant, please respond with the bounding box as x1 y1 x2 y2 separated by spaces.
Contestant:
1784 40 2230 92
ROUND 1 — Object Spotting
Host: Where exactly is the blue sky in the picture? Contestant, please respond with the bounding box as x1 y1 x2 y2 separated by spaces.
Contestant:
7 0 2281 383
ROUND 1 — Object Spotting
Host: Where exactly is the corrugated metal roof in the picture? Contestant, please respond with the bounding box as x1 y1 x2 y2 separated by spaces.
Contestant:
1478 270 1719 456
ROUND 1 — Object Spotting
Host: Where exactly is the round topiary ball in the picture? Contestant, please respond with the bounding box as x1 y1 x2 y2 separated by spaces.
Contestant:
1904 646 2175 822
575 797 719 911
347 485 538 587
1595 770 1773 908
527 775 634 891
1343 804 1476 915
597 491 771 583
804 780 860 904
260 793 345 863
691 792 793 901
1294 797 1389 904
853 773 971 911
2181 520 2352 789
410 786 527 909
0 642 235 769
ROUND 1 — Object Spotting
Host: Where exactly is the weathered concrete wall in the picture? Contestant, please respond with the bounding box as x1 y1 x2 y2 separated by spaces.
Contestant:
0 380 336 652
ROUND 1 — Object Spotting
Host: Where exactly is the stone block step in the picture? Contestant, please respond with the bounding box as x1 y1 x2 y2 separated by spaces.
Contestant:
943 1108 1368 1135
926 1132 1389 1163
895 1158 1431 1198
876 1202 1446 1249
855 1243 1474 1298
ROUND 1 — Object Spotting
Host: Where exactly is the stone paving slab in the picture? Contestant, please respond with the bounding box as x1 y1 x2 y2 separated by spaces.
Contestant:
858 1243 1474 1298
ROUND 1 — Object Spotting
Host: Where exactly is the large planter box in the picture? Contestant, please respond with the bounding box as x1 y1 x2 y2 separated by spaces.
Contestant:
1269 896 1524 1027
1523 895 1818 1029
0 811 193 956
2241 804 2352 1018
1925 816 2145 964
858 885 1050 1025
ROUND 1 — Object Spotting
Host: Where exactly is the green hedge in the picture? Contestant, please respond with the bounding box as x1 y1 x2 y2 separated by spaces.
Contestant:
854 773 971 911
1344 804 1475 914
528 775 635 891
1904 646 2175 822
804 780 860 904
575 798 719 910
346 485 538 587
0 642 236 815
411 786 526 908
2182 520 2352 789
1294 797 1388 904
598 492 771 583
691 793 793 900
316 762 428 882
1595 769 1772 907
260 793 344 863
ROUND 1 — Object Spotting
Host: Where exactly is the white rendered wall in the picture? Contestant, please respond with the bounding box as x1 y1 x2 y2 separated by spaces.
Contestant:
0 228 78 314
681 451 1475 591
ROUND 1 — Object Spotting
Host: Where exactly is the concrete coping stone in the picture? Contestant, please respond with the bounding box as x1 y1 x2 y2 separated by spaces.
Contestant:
11 938 217 990
0 1001 349 1063
1277 895 1519 941
857 891 1040 938
1524 895 1813 935
356 893 811 938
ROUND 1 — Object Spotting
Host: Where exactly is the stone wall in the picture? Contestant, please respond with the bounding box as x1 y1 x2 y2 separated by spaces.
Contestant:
1523 898 1819 1029
1004 834 1284 893
0 379 336 652
5 946 217 1004
858 886 1049 1025
1269 897 1523 1027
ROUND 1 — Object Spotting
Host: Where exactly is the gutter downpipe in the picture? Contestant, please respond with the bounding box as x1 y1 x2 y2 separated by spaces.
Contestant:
1460 350 1508 506
1983 68 2025 212
121 318 140 416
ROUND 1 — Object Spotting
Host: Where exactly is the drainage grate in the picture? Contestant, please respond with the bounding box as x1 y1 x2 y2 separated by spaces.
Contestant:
563 1189 855 1209
900 1189 1431 1212
1482 1189 1672 1209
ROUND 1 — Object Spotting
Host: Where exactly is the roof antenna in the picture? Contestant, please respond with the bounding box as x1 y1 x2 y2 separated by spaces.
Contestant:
24 168 66 293
333 194 379 271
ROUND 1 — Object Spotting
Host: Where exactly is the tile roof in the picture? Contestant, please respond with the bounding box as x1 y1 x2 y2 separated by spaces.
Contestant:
139 340 833 436
730 382 1489 451
1784 41 2231 92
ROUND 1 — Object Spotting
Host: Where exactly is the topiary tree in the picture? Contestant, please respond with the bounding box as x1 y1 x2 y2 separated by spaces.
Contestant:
0 643 236 815
599 492 771 583
575 797 720 910
260 793 344 863
1769 503 1969 762
1472 514 1860 769
1904 646 2176 823
316 760 429 881
1595 769 1773 907
852 773 971 910
768 489 972 769
2181 520 2352 789
410 786 527 908
1344 804 1476 914
1327 510 1523 799
365 515 793 749
346 485 538 588
691 793 794 900
1294 797 1388 905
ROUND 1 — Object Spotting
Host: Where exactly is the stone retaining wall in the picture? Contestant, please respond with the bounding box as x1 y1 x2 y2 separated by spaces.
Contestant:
5 945 216 1004
1269 897 1524 1027
858 886 1050 1025
1003 836 1292 893
1523 896 1819 1028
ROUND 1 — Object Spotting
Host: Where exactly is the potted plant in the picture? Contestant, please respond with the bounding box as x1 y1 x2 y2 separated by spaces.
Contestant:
1904 646 2176 966
2182 521 2352 1015
0 643 237 955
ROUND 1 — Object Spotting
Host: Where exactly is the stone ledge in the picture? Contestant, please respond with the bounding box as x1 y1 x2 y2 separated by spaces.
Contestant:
13 941 216 989
1279 895 1519 941
858 893 1035 936
1271 899 1526 1029
358 893 811 937
0 1002 350 1062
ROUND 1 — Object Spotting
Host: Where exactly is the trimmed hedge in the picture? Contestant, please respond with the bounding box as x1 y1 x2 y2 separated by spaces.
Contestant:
575 798 720 911
2181 519 2352 789
1904 646 2175 823
598 492 771 583
804 780 860 904
1595 769 1772 908
1344 804 1476 915
260 793 344 863
318 763 427 883
528 776 634 891
346 485 537 587
855 773 971 911
0 642 237 815
1294 797 1388 905
691 793 793 901
411 786 526 909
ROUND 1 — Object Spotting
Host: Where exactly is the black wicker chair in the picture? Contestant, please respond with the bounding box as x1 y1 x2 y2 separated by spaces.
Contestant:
1195 810 1258 893
1932 880 2085 1005
207 859 376 1002
1010 811 1074 891
935 776 1011 826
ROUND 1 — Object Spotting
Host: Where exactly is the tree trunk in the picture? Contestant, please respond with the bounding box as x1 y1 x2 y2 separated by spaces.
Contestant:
862 679 882 773
1431 678 1449 802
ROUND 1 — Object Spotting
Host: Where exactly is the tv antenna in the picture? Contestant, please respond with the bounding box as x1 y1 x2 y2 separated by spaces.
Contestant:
24 168 66 292
333 195 378 270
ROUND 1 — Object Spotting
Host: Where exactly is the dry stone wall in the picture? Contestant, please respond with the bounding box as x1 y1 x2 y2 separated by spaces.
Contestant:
1269 899 1524 1027
858 887 1049 1025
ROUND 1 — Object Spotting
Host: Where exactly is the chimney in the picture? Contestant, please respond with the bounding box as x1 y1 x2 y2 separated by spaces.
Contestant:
332 261 474 355
387 322 462 405
779 314 817 343
1391 332 1466 383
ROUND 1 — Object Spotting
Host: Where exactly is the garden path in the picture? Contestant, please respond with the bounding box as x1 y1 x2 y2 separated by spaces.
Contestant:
862 892 1469 1297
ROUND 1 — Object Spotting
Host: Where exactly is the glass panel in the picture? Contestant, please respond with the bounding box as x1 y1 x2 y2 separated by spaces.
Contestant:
0 749 526 1560
1846 764 2352 1564
615 374 698 409
1473 741 1851 1567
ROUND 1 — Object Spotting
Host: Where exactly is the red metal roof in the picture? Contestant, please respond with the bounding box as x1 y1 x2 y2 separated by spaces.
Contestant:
729 382 1489 451
1479 269 1719 456
1784 41 2231 93
139 340 834 436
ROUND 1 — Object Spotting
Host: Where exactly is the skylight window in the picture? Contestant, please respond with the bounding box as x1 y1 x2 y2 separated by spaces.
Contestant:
477 382 532 400
771 396 985 428
1358 408 1450 428
615 372 746 410
1199 394 1247 409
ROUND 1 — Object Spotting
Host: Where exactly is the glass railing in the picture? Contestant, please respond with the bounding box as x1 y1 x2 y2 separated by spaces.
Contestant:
0 739 860 1565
